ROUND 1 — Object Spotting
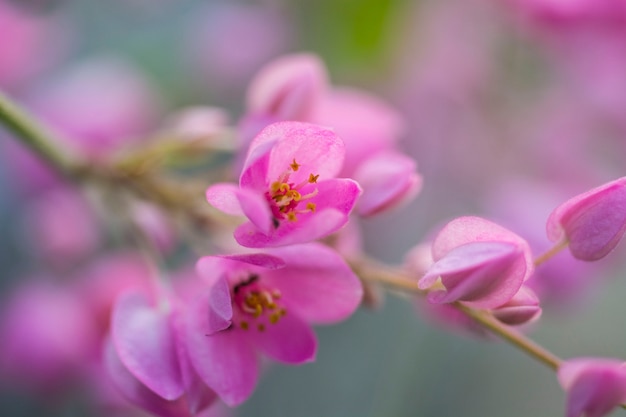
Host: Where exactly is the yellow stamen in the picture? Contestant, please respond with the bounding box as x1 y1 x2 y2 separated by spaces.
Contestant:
240 321 249 330
306 202 316 212
308 173 319 183
269 313 280 324
287 212 298 222
290 159 300 171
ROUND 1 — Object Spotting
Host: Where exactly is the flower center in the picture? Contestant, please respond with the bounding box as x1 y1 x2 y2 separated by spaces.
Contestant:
232 274 287 332
267 159 319 225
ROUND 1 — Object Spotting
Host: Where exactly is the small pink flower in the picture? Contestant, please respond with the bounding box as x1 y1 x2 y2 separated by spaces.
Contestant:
206 121 361 247
187 243 363 405
558 358 626 417
547 177 626 261
239 53 421 216
418 216 534 309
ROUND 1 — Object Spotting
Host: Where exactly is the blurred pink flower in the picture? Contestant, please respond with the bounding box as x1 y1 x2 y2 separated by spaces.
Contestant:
206 121 361 247
0 279 97 392
558 357 626 417
418 216 534 309
25 56 162 160
188 243 363 405
240 53 421 216
0 2 67 90
547 177 626 261
23 186 100 265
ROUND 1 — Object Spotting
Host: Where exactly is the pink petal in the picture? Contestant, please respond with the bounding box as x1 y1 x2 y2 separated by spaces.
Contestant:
206 278 233 335
492 286 541 326
205 183 243 216
422 242 526 309
240 138 275 190
171 310 218 415
260 121 346 185
547 177 626 261
262 243 363 323
104 339 190 417
236 186 274 235
185 293 259 406
234 208 346 248
419 241 518 289
353 152 422 216
311 87 405 174
111 292 184 401
248 310 317 364
310 178 362 214
246 53 327 120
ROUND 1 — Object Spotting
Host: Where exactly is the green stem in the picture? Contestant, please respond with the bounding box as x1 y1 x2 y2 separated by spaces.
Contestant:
0 89 79 176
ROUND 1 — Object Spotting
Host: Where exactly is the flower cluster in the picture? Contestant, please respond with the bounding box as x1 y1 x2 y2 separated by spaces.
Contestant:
3 2 626 416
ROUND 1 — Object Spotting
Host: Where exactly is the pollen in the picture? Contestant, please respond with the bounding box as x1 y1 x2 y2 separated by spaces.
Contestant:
233 276 288 332
267 161 321 224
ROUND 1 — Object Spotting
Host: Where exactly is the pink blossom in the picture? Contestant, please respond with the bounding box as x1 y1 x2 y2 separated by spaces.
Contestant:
187 243 363 405
106 291 217 417
0 2 67 90
0 279 97 392
240 53 421 216
418 216 534 309
547 177 626 261
23 187 100 265
206 121 361 247
25 56 162 160
558 358 626 417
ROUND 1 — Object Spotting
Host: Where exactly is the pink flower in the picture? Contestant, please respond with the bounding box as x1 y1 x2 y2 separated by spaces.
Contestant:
0 279 97 392
187 243 363 405
106 291 217 417
206 121 361 247
547 177 626 261
239 53 421 216
558 358 626 417
418 216 534 309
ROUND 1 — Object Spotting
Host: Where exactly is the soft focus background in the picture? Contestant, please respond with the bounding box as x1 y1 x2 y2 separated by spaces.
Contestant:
2 0 626 416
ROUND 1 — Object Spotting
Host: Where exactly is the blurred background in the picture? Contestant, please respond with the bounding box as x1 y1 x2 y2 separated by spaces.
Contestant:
2 0 626 416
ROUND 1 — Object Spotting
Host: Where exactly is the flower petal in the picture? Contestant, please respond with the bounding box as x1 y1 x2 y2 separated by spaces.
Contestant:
206 277 233 335
234 208 346 248
246 53 327 120
111 292 184 401
185 292 259 406
261 121 346 185
547 177 626 261
249 311 317 364
104 339 190 417
205 183 243 216
236 186 274 235
262 243 363 324
353 152 422 216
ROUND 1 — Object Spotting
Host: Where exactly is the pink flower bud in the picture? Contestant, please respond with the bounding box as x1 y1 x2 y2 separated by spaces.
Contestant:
491 285 541 326
418 216 534 309
558 358 626 417
547 177 626 261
